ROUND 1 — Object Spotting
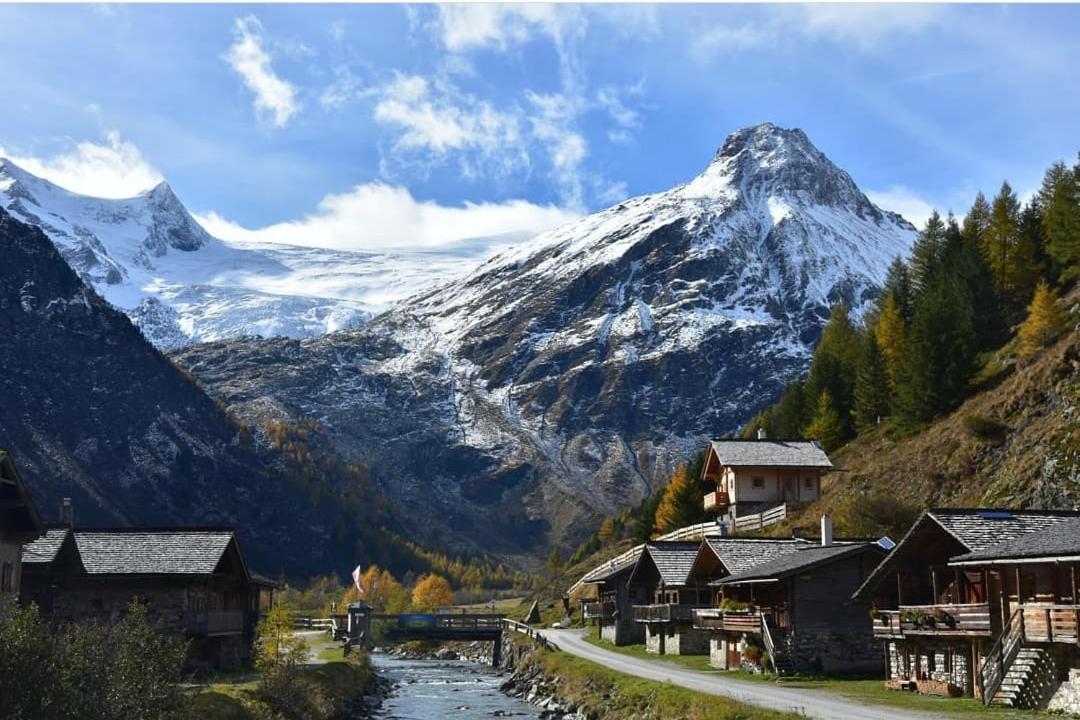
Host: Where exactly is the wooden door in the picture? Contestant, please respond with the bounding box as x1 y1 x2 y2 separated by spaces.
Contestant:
727 641 741 669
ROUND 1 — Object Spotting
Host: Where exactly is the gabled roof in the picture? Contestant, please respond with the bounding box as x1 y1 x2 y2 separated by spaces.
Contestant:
581 545 644 584
714 542 886 585
949 516 1080 564
707 439 832 469
853 508 1080 600
632 542 702 586
0 450 44 538
72 528 241 576
702 537 810 576
22 526 72 564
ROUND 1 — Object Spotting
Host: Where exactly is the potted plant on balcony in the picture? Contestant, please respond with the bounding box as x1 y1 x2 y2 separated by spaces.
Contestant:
931 608 956 628
900 608 929 630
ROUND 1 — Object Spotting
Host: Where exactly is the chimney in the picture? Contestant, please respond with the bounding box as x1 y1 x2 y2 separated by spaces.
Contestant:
757 427 767 440
60 498 73 526
820 514 833 547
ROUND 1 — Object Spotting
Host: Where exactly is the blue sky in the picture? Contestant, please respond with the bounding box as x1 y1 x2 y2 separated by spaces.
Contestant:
1 3 1078 252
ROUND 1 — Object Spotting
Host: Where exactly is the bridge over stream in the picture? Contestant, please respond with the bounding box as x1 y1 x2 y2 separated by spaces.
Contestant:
335 607 510 665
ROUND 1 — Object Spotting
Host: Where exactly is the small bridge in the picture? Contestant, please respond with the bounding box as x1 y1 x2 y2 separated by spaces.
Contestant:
341 610 508 665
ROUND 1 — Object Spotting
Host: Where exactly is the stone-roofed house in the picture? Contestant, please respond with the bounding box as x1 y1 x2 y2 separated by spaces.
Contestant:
700 434 832 521
21 524 268 670
628 541 715 655
580 545 647 646
696 517 889 676
0 451 44 598
853 508 1080 706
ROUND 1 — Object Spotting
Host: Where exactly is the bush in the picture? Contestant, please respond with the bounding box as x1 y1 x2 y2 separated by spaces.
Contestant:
962 414 1009 442
0 598 189 720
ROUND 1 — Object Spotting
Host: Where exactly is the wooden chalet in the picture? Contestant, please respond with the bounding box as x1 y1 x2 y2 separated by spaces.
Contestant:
21 526 269 670
628 541 713 655
0 451 44 597
700 434 832 521
854 509 1080 709
699 519 888 676
580 546 646 646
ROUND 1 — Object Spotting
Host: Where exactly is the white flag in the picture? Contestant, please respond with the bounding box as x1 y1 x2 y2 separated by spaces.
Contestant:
352 564 364 593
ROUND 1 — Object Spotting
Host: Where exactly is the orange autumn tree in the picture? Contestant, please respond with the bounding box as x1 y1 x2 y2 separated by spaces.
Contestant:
411 574 455 611
652 464 702 536
340 565 410 613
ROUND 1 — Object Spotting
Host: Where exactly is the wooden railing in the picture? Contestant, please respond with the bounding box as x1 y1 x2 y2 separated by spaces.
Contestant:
502 619 559 651
732 504 787 533
693 608 761 633
183 609 246 636
582 601 615 620
979 608 1024 705
760 611 779 675
632 603 709 623
873 603 992 638
656 522 726 542
703 491 729 513
1021 604 1080 643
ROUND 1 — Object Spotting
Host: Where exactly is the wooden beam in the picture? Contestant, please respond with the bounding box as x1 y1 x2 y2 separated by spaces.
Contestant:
931 567 939 603
897 570 904 606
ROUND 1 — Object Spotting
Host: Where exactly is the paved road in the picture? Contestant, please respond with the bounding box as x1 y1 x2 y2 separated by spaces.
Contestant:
539 629 944 720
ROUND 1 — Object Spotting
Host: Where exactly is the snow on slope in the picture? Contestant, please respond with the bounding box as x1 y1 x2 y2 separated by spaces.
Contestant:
0 158 523 348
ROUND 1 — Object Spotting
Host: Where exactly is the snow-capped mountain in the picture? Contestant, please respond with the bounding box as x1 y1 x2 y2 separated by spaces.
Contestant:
173 124 918 558
0 158 518 348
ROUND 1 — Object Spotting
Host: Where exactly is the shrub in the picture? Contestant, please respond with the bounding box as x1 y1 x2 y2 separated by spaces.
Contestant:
962 414 1009 442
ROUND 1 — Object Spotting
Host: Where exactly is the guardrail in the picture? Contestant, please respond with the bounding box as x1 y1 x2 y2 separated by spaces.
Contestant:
732 504 787 533
502 618 560 652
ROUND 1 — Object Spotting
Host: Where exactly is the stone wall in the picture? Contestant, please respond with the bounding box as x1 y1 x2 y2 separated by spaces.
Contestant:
886 639 977 696
645 624 664 654
709 636 732 670
668 625 710 655
788 627 883 676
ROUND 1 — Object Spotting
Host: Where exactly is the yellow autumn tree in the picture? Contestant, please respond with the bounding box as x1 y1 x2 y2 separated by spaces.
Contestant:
1019 281 1067 356
875 293 906 388
652 464 699 537
596 517 616 546
341 565 410 613
411 574 455 611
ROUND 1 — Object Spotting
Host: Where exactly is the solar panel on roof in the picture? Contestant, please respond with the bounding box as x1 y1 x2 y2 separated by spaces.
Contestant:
976 511 1015 520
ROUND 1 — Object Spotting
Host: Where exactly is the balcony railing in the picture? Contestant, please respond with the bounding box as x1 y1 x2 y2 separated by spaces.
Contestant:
1021 604 1080 644
872 603 991 639
693 608 762 634
632 604 709 623
703 491 729 513
183 609 247 636
582 601 615 620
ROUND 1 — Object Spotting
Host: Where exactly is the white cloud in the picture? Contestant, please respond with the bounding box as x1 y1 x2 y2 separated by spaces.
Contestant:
195 182 578 253
437 4 567 52
226 15 299 128
373 73 527 178
526 91 588 210
0 130 162 198
866 186 937 229
796 4 944 49
691 23 770 60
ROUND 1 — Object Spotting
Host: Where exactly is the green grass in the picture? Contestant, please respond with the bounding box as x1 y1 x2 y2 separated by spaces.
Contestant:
581 634 1059 719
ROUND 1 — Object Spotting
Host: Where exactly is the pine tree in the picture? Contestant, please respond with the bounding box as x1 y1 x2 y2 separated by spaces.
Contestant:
1038 160 1080 281
804 305 860 440
983 181 1021 297
1018 280 1067 356
652 464 704 535
881 256 914 322
773 381 808 438
893 270 977 426
910 211 948 291
963 192 992 249
853 330 891 432
1014 200 1047 300
875 293 906 388
805 390 845 452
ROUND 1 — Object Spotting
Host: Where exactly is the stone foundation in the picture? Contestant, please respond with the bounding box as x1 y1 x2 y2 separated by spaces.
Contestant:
886 639 977 696
1047 655 1080 716
644 623 709 655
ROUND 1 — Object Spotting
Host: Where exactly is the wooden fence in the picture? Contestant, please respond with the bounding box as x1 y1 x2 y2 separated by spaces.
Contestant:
502 618 560 651
732 504 787 533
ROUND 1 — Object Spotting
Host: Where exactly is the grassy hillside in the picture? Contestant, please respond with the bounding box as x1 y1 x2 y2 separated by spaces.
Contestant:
782 285 1079 539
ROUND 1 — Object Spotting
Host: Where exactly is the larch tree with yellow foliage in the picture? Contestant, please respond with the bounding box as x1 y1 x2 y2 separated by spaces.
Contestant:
652 464 703 536
411 574 455 611
875 293 906 388
1019 281 1067 356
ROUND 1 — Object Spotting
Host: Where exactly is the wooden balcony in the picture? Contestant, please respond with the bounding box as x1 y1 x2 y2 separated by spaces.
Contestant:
582 601 615 620
632 604 708 623
703 491 729 513
693 608 762 634
1021 604 1080 644
183 609 247 636
872 603 992 639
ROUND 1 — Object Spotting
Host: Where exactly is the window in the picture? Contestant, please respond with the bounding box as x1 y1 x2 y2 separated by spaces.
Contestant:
803 477 814 489
752 476 765 488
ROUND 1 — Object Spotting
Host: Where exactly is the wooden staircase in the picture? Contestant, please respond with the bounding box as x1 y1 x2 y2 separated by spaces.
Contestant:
761 613 796 679
991 646 1058 708
979 608 1060 709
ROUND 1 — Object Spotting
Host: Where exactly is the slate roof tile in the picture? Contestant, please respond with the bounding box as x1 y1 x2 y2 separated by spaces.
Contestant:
709 439 832 468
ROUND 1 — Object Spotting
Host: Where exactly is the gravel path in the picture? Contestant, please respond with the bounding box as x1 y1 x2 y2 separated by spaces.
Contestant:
539 629 947 720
